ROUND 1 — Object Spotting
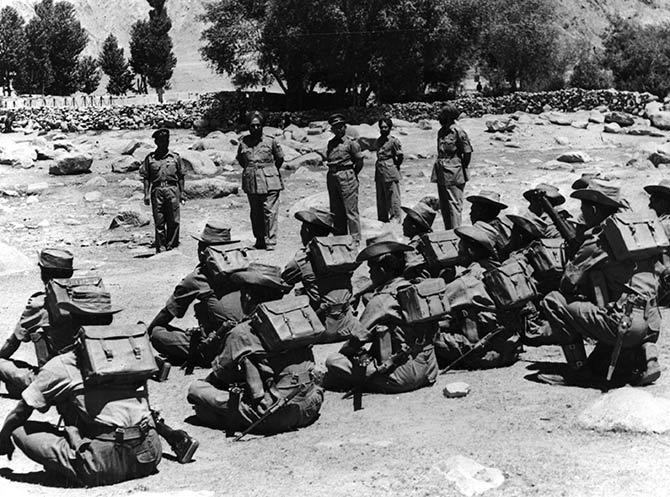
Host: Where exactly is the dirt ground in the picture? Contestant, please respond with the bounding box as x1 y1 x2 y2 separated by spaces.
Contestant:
1 113 670 497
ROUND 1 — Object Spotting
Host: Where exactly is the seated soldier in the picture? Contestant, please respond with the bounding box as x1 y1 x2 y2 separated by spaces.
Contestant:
644 180 670 304
466 190 513 259
324 234 439 393
148 222 244 367
0 289 163 486
536 182 662 387
0 248 76 398
282 208 365 343
434 226 520 370
401 198 439 280
187 264 323 436
522 183 571 239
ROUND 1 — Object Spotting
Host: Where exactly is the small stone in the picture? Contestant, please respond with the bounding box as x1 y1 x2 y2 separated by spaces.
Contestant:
571 120 588 129
443 382 471 398
418 119 433 130
554 136 570 146
85 176 108 188
37 219 50 228
605 111 635 127
84 191 102 202
604 122 621 134
557 151 591 163
25 182 49 195
63 218 81 225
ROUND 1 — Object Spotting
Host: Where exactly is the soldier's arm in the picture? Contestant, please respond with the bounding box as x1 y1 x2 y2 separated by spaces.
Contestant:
393 137 404 167
176 155 185 199
0 335 20 360
0 400 32 458
350 140 364 175
140 155 151 205
457 129 473 168
272 139 284 169
147 308 174 333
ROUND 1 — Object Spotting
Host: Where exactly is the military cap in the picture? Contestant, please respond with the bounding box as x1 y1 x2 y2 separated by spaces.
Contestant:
507 214 544 240
401 202 437 231
192 222 239 245
523 183 566 206
356 232 413 262
59 286 122 316
230 263 292 293
294 208 336 232
466 190 508 210
455 225 497 257
571 173 601 190
152 128 169 139
328 113 346 126
38 248 74 270
570 179 625 209
644 179 670 198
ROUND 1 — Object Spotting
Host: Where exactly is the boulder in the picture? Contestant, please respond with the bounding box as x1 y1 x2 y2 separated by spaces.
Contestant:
85 176 108 188
35 146 55 160
112 156 141 174
605 111 634 127
291 127 308 142
0 242 33 276
109 210 150 229
289 192 330 217
24 182 49 195
206 149 238 168
417 119 433 130
649 111 670 131
49 153 92 175
183 178 238 199
578 387 670 433
645 101 664 117
279 144 301 162
554 136 570 146
571 121 589 130
485 118 515 133
588 111 605 124
648 151 670 166
84 191 102 202
548 114 572 126
0 145 37 168
132 147 153 163
604 123 621 134
626 126 665 137
284 152 324 171
292 167 325 182
557 151 591 163
263 126 283 137
626 157 655 170
53 140 74 152
119 178 143 189
350 123 378 151
180 150 218 176
307 127 323 136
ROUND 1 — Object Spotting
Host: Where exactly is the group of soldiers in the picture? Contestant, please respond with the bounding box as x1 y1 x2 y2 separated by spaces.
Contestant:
0 105 668 487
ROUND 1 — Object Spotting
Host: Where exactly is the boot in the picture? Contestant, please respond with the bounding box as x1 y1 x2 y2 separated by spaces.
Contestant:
537 340 598 386
152 411 199 464
632 343 661 386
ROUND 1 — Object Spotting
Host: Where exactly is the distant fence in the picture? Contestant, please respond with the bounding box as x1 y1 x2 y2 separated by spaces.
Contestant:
0 91 201 110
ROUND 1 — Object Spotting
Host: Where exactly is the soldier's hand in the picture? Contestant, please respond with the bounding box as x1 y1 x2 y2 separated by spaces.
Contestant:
0 436 15 460
143 197 150 206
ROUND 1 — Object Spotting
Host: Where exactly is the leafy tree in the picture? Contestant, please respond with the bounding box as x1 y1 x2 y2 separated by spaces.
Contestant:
570 49 613 90
603 18 670 97
99 34 134 95
78 55 101 94
13 0 87 95
129 20 150 94
0 6 27 95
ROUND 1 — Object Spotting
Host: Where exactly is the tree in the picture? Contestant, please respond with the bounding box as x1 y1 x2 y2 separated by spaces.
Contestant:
129 20 150 94
570 49 613 90
99 34 134 95
0 6 27 95
603 18 670 97
78 55 101 94
479 0 565 92
13 0 87 95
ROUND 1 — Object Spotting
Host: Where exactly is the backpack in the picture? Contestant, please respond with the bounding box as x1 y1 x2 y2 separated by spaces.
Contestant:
252 295 325 352
308 235 359 276
80 324 158 385
603 212 670 261
203 245 250 283
443 274 493 310
418 230 465 269
483 259 538 310
46 277 106 325
525 238 565 275
398 278 451 324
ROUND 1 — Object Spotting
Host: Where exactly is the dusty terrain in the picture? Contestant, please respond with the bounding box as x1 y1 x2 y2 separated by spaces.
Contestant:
1 113 670 497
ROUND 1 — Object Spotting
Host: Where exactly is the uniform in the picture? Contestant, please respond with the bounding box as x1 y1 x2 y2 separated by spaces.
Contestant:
475 217 512 258
237 134 284 249
139 150 184 251
150 265 244 366
375 135 403 222
282 248 364 343
14 351 161 486
326 136 364 237
187 323 323 435
432 124 472 229
325 277 438 393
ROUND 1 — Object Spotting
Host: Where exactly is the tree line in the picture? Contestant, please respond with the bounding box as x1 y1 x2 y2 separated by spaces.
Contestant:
0 0 175 101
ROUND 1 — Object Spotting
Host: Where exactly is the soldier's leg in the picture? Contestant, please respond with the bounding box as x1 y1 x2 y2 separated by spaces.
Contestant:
369 346 438 393
150 326 190 365
375 175 388 222
323 353 355 390
164 185 180 250
263 190 280 249
151 188 167 252
388 180 402 222
0 359 36 398
248 194 265 248
437 183 453 230
187 379 237 429
327 172 347 235
340 170 361 238
445 184 464 229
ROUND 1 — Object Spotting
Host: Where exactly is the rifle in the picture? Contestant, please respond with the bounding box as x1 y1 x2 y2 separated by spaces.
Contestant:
182 326 203 376
525 189 580 258
604 297 635 391
234 384 306 441
439 326 507 375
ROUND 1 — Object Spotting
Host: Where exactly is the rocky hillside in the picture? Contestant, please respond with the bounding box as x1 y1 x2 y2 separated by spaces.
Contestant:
2 0 670 94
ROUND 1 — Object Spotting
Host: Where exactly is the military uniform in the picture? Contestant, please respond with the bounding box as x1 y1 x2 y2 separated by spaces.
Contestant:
237 134 284 249
13 351 161 486
187 323 323 435
139 150 184 251
282 248 364 343
325 277 438 393
326 135 364 237
474 218 513 259
432 124 472 229
375 135 403 222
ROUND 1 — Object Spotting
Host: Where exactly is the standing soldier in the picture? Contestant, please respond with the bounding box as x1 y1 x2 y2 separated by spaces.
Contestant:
326 113 364 239
375 118 404 223
237 112 284 251
432 104 472 230
140 128 185 253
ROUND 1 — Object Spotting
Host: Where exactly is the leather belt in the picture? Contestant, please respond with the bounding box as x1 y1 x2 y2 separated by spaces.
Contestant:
328 164 354 172
152 180 178 188
84 419 152 442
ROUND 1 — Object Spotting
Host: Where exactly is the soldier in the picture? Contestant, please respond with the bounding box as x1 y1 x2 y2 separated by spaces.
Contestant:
644 179 670 235
324 234 439 393
375 117 404 223
536 182 662 386
467 190 513 258
400 198 439 280
140 128 185 253
432 104 472 230
148 222 244 367
281 208 365 343
0 291 163 486
522 183 570 239
0 248 76 398
237 111 285 251
187 264 324 436
326 113 365 239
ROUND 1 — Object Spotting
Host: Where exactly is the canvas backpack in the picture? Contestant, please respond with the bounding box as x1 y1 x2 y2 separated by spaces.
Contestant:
603 212 670 261
307 235 359 276
483 258 538 310
398 278 451 324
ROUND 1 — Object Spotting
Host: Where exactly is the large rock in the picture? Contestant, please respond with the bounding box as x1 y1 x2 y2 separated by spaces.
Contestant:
112 156 141 173
557 151 591 163
85 176 108 188
279 144 301 162
289 192 329 217
0 242 33 276
206 149 238 168
548 113 573 126
0 144 37 168
645 101 664 117
119 178 143 190
588 111 605 124
132 146 153 163
626 125 665 137
578 387 670 433
183 178 238 199
120 140 148 155
109 210 150 229
604 122 622 134
352 123 378 151
648 151 670 166
49 152 92 175
180 150 218 176
649 111 670 131
605 111 635 127
284 152 324 171
485 118 515 133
